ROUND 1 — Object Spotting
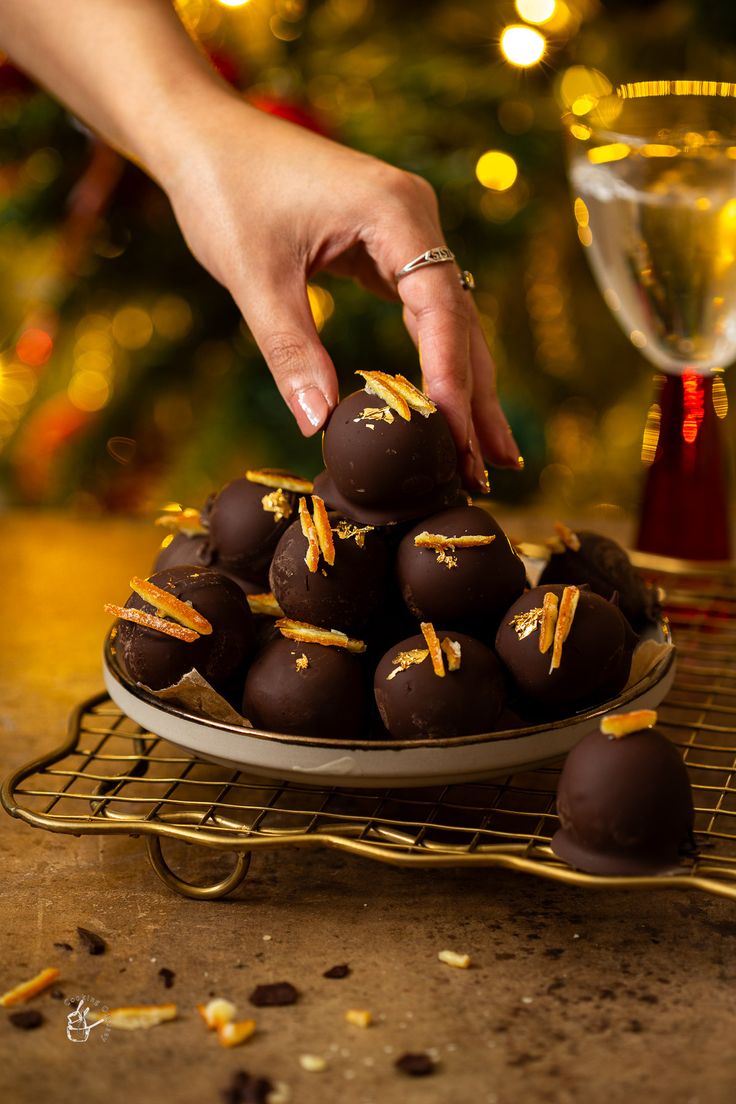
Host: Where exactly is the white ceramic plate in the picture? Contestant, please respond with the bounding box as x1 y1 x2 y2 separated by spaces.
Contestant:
102 621 675 789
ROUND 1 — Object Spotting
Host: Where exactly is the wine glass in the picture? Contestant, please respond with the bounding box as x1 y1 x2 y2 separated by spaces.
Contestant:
565 80 736 560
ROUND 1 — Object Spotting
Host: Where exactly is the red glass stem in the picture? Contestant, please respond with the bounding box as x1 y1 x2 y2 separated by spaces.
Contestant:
636 372 731 561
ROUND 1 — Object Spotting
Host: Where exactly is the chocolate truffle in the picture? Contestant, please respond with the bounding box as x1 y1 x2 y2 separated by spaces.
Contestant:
495 584 637 713
396 505 526 636
538 524 658 629
314 376 459 525
269 503 391 634
207 471 307 586
374 627 506 739
154 531 215 573
551 711 695 875
113 566 256 692
243 636 368 739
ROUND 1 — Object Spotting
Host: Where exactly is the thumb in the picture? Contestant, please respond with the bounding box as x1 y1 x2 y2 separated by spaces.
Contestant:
237 276 338 436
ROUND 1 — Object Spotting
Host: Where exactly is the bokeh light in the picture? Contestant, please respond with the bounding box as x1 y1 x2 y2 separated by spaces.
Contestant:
112 306 154 349
16 328 53 367
68 370 111 412
475 150 518 191
307 284 335 332
500 25 546 67
515 0 556 25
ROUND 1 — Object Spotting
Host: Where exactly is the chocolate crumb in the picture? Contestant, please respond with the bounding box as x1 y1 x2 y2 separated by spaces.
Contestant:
221 1069 274 1104
53 942 73 953
395 1052 435 1077
50 989 65 1001
249 982 299 1007
9 1010 44 1031
158 967 175 989
323 964 350 979
77 927 106 955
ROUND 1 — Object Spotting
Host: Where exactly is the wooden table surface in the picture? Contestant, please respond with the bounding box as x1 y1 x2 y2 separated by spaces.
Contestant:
1 510 735 1104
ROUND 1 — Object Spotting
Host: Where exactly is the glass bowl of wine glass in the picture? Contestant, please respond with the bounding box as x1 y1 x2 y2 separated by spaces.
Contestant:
565 80 735 561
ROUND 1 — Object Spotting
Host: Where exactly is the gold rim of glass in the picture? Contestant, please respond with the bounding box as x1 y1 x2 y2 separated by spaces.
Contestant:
564 78 736 152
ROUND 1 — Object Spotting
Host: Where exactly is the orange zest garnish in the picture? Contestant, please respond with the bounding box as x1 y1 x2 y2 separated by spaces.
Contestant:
0 967 60 1007
311 495 335 566
420 621 445 678
104 604 199 643
130 576 212 635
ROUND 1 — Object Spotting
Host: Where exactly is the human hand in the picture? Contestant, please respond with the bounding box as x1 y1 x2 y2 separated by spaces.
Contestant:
162 98 522 490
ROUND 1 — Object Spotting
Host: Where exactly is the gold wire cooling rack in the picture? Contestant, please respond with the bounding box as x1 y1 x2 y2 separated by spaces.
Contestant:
3 559 736 901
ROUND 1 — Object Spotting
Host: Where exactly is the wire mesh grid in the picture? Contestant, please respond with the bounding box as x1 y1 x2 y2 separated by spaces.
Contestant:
3 562 736 900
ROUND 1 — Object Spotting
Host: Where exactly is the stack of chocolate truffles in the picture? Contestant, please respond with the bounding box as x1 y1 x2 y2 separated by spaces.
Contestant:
107 372 643 741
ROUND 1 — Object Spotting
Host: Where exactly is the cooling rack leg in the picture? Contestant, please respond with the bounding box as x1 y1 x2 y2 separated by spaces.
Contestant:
145 836 251 900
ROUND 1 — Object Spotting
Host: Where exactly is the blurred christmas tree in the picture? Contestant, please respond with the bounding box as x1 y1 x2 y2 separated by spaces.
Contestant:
0 0 733 516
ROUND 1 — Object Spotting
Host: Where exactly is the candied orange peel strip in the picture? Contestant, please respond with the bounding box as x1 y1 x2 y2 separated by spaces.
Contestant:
276 618 366 654
311 495 336 566
130 576 212 635
247 592 283 618
154 505 207 536
414 532 496 550
104 604 199 642
601 710 658 739
299 496 321 573
391 373 437 416
553 521 581 552
441 637 462 671
218 1019 257 1048
246 468 313 494
105 1004 178 1030
0 967 60 1007
197 997 236 1030
550 585 580 672
356 370 411 420
421 621 445 678
539 592 559 655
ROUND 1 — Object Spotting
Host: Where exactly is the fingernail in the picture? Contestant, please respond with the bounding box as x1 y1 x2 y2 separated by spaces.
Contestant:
466 436 476 459
516 454 525 471
295 387 330 431
479 467 491 493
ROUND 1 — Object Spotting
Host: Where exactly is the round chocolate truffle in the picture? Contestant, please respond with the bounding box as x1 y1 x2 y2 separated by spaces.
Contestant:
115 566 256 692
397 506 526 637
551 716 695 875
243 637 368 739
314 387 459 525
538 528 657 629
269 510 391 634
374 630 506 739
154 531 215 573
207 474 300 586
495 584 637 713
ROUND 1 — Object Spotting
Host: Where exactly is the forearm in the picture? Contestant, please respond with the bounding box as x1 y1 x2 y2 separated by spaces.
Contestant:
0 0 238 183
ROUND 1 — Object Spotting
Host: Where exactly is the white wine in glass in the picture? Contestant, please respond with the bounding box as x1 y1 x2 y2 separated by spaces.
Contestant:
566 80 733 560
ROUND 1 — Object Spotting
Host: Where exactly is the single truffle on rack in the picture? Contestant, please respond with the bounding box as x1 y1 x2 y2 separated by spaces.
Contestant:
374 623 506 739
314 372 460 525
538 522 658 629
551 710 695 875
108 566 256 692
495 584 637 714
396 505 526 636
243 619 368 739
269 496 391 634
207 470 313 587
